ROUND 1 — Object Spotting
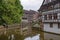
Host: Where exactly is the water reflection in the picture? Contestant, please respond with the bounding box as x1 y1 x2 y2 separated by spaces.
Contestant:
44 32 60 40
24 34 40 40
24 31 60 40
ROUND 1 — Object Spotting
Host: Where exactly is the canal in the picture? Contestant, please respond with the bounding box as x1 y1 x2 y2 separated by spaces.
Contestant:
0 27 60 40
24 30 60 40
24 27 60 40
24 34 40 40
44 32 60 40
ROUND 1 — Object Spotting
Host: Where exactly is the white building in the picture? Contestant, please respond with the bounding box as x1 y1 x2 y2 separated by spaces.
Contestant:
38 0 60 40
38 0 60 34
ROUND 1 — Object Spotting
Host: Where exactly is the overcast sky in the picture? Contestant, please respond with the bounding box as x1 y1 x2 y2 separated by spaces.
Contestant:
21 0 43 11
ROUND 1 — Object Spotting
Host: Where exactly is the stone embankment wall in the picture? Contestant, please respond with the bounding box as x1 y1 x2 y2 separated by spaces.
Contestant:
0 24 21 35
0 24 31 36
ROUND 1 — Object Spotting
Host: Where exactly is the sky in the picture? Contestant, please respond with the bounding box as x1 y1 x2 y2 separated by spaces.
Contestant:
21 0 43 11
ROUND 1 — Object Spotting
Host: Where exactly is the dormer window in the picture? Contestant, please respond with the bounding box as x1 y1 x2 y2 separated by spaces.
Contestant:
48 5 53 10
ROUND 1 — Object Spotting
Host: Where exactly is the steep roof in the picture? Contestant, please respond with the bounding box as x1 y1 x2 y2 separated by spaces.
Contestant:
24 10 38 14
38 0 60 11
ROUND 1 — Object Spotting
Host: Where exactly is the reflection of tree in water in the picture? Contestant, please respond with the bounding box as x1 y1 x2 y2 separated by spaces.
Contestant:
0 30 24 40
8 34 14 40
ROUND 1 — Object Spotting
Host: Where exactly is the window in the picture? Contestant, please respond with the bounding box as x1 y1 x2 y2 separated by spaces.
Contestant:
48 5 53 10
53 13 57 20
48 14 52 20
50 23 53 28
58 23 60 28
44 15 47 20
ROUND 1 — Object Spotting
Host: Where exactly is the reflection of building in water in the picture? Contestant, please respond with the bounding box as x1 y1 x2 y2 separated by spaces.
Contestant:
38 0 60 40
21 16 32 36
20 10 39 36
44 32 60 40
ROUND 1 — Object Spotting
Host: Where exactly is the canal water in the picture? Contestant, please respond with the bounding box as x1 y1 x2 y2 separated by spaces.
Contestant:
24 32 60 40
0 32 60 40
24 34 40 40
44 32 60 40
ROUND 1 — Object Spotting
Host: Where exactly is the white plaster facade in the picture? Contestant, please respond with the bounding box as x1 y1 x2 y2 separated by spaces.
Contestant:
39 0 60 40
44 23 60 34
42 12 60 34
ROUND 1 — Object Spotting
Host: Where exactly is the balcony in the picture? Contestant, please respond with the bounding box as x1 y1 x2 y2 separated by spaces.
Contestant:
42 20 60 23
42 8 60 15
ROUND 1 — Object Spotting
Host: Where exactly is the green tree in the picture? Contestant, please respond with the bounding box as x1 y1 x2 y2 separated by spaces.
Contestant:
0 0 23 25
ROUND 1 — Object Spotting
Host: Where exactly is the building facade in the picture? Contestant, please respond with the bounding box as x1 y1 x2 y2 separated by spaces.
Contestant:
39 0 60 34
24 10 39 22
21 10 39 36
38 0 60 40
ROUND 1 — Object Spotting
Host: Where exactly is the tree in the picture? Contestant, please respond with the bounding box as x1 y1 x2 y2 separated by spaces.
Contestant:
0 0 23 25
